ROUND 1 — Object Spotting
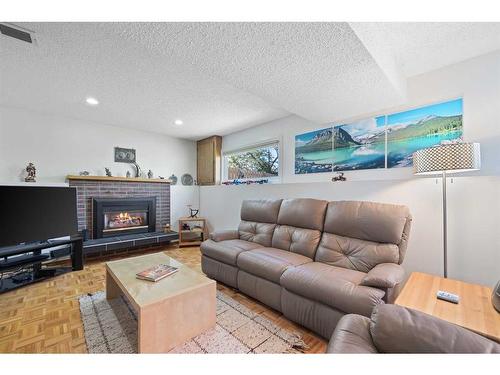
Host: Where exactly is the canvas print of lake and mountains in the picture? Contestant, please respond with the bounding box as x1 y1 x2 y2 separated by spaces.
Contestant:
332 116 386 171
387 98 463 168
294 98 463 174
295 127 333 174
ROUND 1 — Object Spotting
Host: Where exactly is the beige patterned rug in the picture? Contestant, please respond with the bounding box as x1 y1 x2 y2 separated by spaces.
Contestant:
79 290 308 354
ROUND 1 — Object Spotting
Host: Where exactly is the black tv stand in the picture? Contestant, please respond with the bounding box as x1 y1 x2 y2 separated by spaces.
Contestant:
0 236 83 294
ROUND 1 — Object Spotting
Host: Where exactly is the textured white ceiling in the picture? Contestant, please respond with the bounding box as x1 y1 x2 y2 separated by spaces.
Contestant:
351 22 500 77
1 22 499 140
0 23 288 140
111 22 406 124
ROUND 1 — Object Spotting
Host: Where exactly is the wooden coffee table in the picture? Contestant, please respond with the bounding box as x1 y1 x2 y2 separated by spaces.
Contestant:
396 272 500 342
105 252 216 353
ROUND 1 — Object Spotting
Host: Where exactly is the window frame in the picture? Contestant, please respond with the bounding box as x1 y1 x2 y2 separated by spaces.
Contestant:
222 139 282 183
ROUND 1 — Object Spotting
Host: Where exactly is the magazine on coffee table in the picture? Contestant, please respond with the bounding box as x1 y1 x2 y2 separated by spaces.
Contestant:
136 264 179 282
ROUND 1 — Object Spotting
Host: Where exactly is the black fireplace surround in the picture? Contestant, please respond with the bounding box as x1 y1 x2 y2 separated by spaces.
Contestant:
92 197 156 239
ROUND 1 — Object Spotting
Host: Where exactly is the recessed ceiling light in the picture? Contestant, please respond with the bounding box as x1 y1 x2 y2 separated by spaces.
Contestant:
86 97 99 106
174 119 183 126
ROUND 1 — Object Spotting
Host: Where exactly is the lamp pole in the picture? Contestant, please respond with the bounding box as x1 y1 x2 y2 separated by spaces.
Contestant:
442 171 448 278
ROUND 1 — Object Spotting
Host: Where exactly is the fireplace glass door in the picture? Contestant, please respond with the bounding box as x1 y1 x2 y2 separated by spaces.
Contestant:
103 210 149 233
93 197 156 238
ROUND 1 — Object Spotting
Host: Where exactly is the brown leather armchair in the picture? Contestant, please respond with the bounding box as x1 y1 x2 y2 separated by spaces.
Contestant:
327 304 500 353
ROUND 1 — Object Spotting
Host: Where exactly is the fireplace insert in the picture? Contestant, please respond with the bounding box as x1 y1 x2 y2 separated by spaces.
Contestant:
92 197 156 238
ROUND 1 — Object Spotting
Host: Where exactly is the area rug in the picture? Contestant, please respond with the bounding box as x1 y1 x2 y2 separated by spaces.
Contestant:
79 290 308 354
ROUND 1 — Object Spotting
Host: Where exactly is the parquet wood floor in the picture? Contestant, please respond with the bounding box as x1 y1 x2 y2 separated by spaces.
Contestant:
0 245 327 353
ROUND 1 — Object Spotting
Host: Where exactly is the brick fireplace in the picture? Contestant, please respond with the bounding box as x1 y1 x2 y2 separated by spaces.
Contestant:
67 176 170 239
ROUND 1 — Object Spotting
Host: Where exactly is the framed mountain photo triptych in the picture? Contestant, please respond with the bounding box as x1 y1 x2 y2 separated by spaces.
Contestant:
294 98 463 174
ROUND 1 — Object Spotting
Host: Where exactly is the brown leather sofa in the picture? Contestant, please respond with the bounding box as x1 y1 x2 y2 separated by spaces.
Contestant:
328 304 500 353
201 198 412 339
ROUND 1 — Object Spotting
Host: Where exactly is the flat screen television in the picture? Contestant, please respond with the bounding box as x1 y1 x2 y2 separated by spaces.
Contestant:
0 186 78 247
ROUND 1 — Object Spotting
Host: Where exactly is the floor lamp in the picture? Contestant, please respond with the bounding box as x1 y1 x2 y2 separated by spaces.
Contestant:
413 142 481 278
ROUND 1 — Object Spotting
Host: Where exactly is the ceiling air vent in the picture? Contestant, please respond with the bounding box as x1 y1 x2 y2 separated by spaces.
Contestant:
0 23 35 44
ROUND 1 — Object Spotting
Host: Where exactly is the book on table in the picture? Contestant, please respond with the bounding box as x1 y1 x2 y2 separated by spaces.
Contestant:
136 264 179 282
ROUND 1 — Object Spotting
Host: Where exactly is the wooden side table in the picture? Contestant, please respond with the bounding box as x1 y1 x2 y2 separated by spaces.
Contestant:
178 217 207 247
396 272 500 342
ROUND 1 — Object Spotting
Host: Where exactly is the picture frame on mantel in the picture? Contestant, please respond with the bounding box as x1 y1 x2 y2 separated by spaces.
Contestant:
114 147 136 163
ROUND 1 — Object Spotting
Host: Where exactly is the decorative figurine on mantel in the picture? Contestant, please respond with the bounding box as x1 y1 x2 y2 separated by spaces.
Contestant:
105 168 112 177
147 169 153 179
126 171 131 178
25 162 36 182
132 162 142 178
168 174 178 185
79 171 90 176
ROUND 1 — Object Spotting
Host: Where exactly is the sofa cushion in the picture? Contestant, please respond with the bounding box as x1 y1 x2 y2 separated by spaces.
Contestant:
209 230 239 242
277 198 328 231
280 262 385 317
271 225 322 258
237 247 312 284
240 199 283 223
200 239 263 266
324 201 410 245
238 221 276 247
315 232 400 272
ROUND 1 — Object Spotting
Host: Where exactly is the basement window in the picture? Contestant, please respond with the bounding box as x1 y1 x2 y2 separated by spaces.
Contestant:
223 141 280 182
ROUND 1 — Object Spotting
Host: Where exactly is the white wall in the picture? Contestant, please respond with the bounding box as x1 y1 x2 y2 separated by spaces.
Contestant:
201 51 500 286
0 106 196 182
170 185 200 231
0 106 199 225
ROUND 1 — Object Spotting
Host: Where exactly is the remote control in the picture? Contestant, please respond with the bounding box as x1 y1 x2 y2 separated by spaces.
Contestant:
437 290 459 304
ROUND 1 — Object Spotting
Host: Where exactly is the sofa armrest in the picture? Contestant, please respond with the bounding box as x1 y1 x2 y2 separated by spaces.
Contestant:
209 230 239 242
327 314 377 353
360 263 405 289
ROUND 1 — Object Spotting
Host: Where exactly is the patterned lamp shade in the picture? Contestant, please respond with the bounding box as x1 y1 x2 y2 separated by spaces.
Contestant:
413 142 481 175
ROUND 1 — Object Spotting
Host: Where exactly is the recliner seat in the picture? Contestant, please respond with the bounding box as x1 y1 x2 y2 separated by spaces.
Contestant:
238 247 312 284
200 239 262 266
280 262 385 317
200 198 412 339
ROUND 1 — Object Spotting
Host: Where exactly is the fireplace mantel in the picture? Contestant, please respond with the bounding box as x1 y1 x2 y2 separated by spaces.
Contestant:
66 175 170 184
